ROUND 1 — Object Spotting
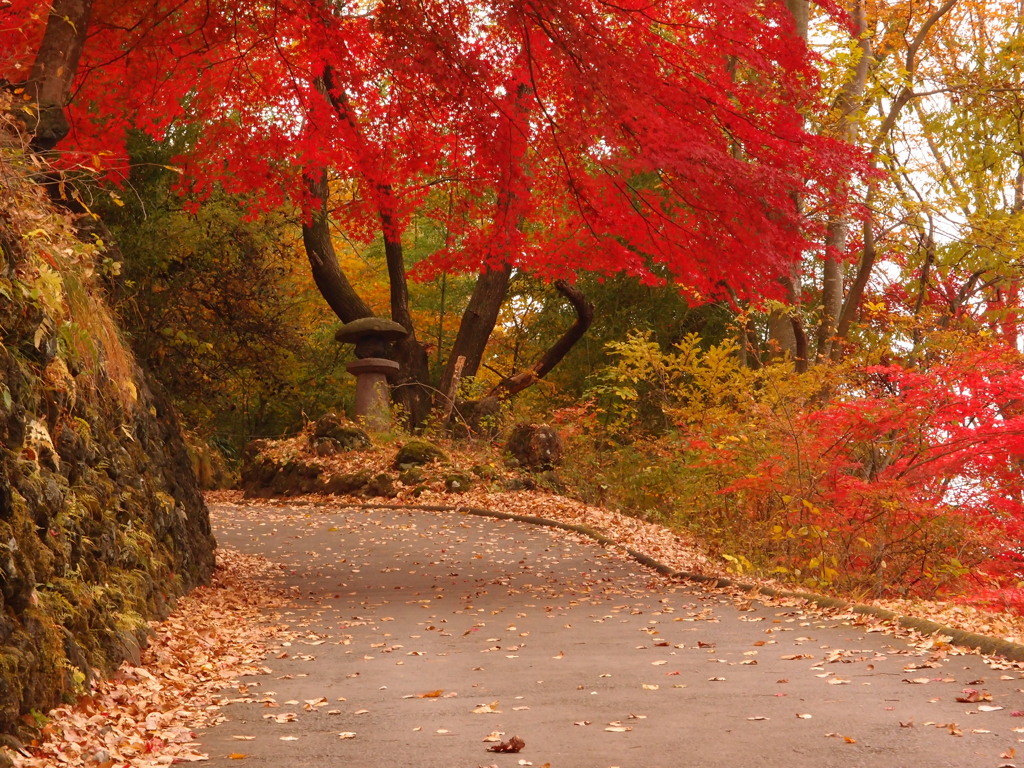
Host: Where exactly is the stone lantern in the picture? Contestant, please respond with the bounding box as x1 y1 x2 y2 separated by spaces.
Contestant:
335 317 408 431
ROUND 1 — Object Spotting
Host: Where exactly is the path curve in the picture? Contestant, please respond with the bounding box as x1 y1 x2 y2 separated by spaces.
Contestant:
200 502 1024 768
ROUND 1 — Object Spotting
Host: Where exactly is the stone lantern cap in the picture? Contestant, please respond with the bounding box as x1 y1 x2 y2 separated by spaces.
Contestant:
334 317 408 344
336 317 408 359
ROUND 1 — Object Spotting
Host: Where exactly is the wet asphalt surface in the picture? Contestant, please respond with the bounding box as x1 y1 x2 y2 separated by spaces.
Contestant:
199 502 1024 767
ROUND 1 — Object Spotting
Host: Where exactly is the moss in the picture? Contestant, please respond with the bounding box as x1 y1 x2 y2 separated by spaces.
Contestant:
311 414 372 452
393 439 448 468
0 137 215 733
444 471 473 493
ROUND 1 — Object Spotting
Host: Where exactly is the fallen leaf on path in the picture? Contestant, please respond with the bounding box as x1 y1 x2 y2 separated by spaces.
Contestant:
338 732 357 740
956 689 992 703
482 732 505 743
487 736 525 753
473 701 502 714
266 713 298 723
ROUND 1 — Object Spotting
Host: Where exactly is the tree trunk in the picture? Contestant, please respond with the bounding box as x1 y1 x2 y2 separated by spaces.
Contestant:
816 221 848 359
381 207 432 426
816 0 870 360
830 0 958 359
317 64 435 425
17 0 93 150
439 264 513 397
767 0 808 364
301 170 374 323
832 212 877 357
783 0 808 38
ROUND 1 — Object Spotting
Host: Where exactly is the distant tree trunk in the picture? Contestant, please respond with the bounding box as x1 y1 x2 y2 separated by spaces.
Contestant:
783 0 808 37
768 0 808 366
832 211 877 357
816 0 871 360
16 0 93 150
830 0 958 360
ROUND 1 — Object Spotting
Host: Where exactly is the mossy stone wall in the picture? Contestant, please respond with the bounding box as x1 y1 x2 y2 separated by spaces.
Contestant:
0 135 215 735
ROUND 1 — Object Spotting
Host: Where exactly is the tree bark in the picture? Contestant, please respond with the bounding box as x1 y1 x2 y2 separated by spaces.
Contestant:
301 170 374 323
767 0 808 363
381 213 432 426
816 0 871 360
17 0 93 150
439 264 513 396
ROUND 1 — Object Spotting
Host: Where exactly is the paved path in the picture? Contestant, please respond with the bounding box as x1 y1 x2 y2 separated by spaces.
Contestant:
200 502 1024 767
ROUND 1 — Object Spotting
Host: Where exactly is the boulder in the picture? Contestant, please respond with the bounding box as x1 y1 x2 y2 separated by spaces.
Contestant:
444 471 473 493
505 423 564 471
393 439 448 468
310 414 372 453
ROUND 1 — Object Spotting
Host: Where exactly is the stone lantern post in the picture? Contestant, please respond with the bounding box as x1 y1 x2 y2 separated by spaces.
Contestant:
334 317 408 431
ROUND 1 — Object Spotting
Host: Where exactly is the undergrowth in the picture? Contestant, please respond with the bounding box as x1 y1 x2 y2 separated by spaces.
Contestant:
553 331 1024 611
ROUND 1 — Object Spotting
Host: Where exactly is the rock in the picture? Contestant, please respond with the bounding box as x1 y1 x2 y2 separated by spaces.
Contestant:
471 463 498 480
444 471 473 493
398 467 425 485
505 423 564 471
364 472 397 498
310 414 372 452
269 459 321 495
322 469 372 495
393 439 448 468
242 439 271 466
503 475 537 492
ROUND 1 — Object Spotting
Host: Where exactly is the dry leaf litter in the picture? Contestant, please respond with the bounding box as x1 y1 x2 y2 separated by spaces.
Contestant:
13 429 1024 766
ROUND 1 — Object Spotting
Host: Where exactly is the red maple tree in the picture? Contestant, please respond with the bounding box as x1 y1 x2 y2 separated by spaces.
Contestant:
3 0 863 424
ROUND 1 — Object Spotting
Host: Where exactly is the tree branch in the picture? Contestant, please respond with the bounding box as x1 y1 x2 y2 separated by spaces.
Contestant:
486 280 593 400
